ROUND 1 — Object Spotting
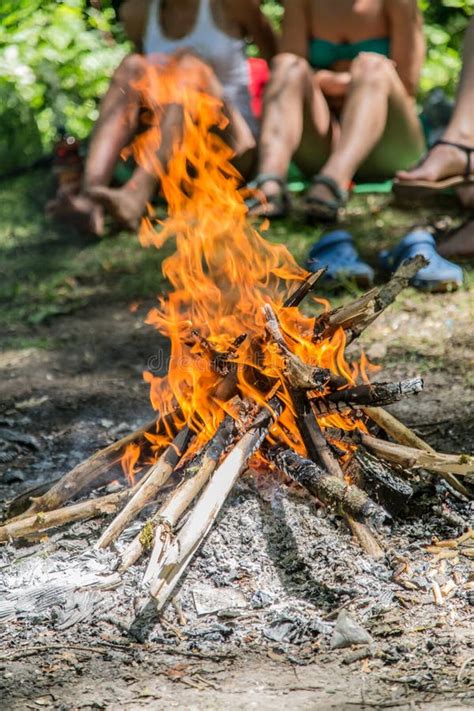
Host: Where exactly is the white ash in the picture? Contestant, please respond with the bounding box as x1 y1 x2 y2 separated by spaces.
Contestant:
0 475 471 658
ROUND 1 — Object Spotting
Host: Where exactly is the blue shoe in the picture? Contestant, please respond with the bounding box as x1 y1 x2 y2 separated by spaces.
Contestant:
306 230 374 287
379 229 463 292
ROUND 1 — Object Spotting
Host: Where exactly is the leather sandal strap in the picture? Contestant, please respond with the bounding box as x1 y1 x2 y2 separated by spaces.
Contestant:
433 139 474 177
310 174 348 202
247 173 286 190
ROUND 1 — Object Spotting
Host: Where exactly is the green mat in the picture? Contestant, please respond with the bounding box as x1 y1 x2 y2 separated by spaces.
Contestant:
287 178 393 195
353 179 393 194
287 162 393 195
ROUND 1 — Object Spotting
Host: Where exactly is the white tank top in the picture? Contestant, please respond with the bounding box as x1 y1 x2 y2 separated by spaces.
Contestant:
143 0 257 134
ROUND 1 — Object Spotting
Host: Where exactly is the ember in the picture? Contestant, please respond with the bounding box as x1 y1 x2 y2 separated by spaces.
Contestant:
1 60 473 617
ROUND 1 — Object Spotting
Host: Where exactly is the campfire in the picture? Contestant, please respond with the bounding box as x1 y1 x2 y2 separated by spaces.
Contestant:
1 60 472 618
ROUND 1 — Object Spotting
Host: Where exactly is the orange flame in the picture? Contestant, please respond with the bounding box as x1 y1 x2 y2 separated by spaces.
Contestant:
121 56 371 466
121 442 141 486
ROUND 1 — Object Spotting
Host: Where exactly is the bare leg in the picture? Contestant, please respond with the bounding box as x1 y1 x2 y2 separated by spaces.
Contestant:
47 53 149 235
250 53 332 210
89 52 257 228
397 17 474 192
308 53 424 203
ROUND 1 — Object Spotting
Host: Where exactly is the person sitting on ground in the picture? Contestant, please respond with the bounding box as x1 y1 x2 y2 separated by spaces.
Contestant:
247 0 425 222
394 14 474 260
47 0 276 235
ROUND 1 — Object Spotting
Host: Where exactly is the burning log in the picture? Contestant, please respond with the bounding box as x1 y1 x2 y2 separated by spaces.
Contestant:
263 303 331 392
96 427 193 550
263 303 384 558
284 267 327 307
119 414 236 573
360 434 474 477
0 488 134 543
190 330 247 376
146 397 283 610
313 256 428 344
266 445 387 526
310 378 423 416
18 418 159 518
263 304 340 470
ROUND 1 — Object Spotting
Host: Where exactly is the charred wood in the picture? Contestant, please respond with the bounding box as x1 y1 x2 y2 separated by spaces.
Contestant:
266 445 388 527
349 448 413 516
310 378 423 416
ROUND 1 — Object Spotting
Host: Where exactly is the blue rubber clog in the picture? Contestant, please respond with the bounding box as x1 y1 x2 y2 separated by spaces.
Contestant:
379 229 463 292
306 230 374 287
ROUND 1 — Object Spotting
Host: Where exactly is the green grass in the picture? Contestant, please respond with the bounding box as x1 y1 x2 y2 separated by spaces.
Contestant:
0 168 471 339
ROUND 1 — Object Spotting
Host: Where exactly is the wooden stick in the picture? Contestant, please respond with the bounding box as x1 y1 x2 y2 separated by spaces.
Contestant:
311 378 424 416
119 415 236 573
95 427 193 550
0 488 135 543
360 433 474 477
284 267 327 308
266 446 387 526
313 256 428 344
362 406 471 498
346 518 384 559
147 397 283 610
362 406 435 451
19 418 159 518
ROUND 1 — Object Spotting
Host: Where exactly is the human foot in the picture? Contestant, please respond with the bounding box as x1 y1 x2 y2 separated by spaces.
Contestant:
303 174 349 223
245 174 290 218
87 186 145 232
46 192 104 236
438 220 474 260
396 138 474 187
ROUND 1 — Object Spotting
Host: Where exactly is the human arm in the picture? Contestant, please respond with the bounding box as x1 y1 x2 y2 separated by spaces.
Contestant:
279 0 310 57
386 0 425 96
234 0 278 62
119 0 150 52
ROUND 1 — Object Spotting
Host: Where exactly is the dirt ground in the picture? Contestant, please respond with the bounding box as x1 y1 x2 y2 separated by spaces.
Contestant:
1 174 473 709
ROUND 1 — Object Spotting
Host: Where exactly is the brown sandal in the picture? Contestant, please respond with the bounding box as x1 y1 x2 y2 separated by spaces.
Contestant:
393 139 474 197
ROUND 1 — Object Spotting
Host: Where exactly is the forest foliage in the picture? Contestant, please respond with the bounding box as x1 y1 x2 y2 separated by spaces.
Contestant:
0 0 473 172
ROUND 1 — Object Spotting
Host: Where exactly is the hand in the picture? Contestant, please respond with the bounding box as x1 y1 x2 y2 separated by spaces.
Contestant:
316 70 351 98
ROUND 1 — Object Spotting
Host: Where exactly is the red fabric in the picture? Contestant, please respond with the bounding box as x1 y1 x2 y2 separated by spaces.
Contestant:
247 57 270 118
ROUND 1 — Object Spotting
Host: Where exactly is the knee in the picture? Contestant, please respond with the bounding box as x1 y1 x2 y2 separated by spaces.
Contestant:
351 52 394 89
270 53 311 84
117 53 148 82
173 51 210 76
172 51 216 88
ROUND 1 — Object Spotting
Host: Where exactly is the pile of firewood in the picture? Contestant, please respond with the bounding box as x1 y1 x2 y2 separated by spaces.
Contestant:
1 255 472 615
